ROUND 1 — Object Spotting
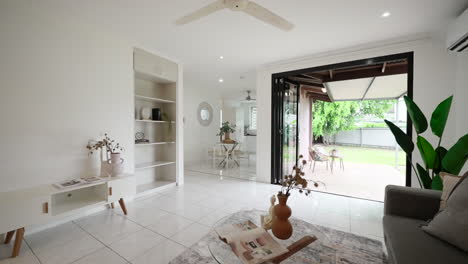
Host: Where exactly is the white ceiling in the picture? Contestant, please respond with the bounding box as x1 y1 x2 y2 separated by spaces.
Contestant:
42 0 467 98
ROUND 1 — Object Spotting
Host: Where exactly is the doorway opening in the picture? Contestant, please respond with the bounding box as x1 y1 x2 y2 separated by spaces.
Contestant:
271 52 413 201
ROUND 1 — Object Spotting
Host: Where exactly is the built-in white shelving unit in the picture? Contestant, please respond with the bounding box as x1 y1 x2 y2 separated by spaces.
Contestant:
136 141 175 146
135 120 175 124
133 48 182 195
136 180 176 195
134 95 175 104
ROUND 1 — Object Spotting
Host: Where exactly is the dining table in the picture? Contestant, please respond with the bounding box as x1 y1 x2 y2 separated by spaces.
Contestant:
216 142 240 169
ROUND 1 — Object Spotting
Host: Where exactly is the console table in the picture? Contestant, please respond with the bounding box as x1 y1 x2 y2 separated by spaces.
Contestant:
0 174 135 258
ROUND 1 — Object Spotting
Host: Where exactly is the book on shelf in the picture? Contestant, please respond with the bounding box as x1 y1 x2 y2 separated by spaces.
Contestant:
215 221 288 264
53 177 105 190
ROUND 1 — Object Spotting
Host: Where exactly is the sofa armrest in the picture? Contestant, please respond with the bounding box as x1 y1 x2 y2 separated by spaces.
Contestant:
384 185 441 221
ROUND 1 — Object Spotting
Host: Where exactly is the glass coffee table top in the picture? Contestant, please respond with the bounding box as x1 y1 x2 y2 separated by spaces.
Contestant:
208 210 329 264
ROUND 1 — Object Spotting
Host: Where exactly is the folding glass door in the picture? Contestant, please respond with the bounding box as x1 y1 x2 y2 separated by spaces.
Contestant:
271 78 299 184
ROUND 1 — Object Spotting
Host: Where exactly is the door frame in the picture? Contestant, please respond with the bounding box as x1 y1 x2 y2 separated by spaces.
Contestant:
271 52 414 187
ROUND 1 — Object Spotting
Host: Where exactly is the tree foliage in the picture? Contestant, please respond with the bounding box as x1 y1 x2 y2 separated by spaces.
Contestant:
312 100 394 141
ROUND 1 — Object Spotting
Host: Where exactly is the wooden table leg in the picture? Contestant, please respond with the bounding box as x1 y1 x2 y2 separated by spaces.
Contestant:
4 230 15 244
11 228 25 258
270 235 317 263
118 198 127 215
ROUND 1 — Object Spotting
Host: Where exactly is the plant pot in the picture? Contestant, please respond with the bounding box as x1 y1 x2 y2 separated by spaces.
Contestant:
223 132 235 143
272 194 293 240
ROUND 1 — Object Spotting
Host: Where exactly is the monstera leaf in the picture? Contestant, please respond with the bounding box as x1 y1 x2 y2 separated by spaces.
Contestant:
431 174 443 191
430 96 453 138
443 134 468 175
404 96 428 134
385 120 414 154
433 146 448 175
417 136 435 169
416 163 432 189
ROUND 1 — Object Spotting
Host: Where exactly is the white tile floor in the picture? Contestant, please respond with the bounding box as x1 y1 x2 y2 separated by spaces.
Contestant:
0 169 385 264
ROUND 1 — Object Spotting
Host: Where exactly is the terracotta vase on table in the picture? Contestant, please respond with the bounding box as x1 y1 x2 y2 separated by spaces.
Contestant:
223 132 235 143
272 194 293 240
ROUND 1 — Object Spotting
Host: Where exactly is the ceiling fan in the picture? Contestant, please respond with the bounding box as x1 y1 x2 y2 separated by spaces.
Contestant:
175 0 294 31
241 90 256 102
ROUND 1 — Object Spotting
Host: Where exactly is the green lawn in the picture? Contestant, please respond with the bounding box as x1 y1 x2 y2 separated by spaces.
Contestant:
324 145 406 166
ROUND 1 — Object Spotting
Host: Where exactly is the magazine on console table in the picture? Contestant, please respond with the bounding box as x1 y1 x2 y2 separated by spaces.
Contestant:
53 177 105 190
215 220 288 264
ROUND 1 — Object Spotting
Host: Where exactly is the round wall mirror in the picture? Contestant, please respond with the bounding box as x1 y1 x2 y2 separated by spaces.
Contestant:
197 102 213 126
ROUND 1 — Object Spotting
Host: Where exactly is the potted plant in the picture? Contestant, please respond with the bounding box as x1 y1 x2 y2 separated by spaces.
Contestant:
272 155 322 240
86 133 125 177
385 95 468 190
217 121 236 143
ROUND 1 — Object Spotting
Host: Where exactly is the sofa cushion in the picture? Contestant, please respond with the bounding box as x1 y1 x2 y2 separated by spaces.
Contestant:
439 172 462 210
383 215 468 264
422 173 468 253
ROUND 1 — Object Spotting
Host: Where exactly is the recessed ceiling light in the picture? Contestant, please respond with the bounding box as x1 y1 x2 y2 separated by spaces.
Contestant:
381 11 391 18
218 78 224 83
219 56 224 59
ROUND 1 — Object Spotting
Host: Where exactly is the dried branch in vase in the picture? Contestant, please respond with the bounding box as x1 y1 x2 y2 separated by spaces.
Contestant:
86 133 125 155
279 155 323 197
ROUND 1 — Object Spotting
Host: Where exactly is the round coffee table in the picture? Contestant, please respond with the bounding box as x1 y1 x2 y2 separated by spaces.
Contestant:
208 210 321 264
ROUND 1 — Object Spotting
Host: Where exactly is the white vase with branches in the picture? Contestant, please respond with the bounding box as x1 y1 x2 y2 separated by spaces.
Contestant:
87 133 125 177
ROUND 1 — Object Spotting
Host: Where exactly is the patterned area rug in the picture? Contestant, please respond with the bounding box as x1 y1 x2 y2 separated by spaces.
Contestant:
170 210 387 264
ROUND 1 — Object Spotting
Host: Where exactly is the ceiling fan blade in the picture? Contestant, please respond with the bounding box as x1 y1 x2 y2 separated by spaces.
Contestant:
175 0 226 25
243 1 294 31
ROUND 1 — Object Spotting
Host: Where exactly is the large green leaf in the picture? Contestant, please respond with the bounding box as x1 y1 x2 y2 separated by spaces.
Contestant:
431 174 443 191
385 120 414 154
430 96 453 138
443 134 468 175
433 146 448 174
417 163 432 189
404 96 428 134
416 136 436 169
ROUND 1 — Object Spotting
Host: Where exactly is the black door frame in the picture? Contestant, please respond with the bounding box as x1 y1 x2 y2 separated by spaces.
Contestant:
271 52 414 187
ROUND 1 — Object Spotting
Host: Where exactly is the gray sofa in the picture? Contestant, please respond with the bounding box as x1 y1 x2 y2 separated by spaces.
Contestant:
383 185 468 264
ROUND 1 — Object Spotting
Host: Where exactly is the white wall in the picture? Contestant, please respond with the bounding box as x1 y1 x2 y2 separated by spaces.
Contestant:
183 80 221 166
256 36 460 186
454 52 468 173
0 1 136 192
222 106 237 125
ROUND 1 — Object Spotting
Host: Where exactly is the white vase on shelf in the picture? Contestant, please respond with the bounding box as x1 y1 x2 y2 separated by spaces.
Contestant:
141 107 151 120
108 153 125 176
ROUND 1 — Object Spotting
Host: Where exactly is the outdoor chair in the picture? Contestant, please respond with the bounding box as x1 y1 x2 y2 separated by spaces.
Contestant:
309 146 329 172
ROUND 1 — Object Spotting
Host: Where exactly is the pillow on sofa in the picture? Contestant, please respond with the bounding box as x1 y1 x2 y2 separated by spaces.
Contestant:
439 172 462 210
423 173 468 253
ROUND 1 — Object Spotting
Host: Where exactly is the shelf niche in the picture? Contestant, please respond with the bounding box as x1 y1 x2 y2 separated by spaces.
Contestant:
133 48 178 195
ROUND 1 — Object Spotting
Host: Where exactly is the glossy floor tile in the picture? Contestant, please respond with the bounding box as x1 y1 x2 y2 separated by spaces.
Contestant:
0 169 385 264
72 248 127 264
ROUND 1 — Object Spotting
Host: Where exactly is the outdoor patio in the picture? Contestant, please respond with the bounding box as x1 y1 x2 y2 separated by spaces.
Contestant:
305 160 405 202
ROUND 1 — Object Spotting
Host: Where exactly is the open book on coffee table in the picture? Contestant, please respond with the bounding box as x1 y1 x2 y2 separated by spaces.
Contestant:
215 220 308 264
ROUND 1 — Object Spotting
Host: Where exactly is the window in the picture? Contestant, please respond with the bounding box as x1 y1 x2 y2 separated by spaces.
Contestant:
219 109 223 127
250 106 257 130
